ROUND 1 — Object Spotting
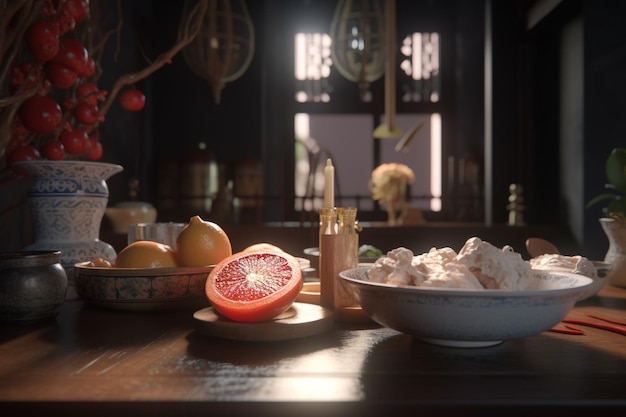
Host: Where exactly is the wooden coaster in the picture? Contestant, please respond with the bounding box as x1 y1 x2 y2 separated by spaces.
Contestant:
335 306 374 323
193 302 334 342
295 282 321 304
294 283 373 324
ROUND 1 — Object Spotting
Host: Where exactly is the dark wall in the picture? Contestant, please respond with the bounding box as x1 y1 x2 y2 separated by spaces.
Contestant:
582 0 626 260
90 0 624 262
106 0 490 217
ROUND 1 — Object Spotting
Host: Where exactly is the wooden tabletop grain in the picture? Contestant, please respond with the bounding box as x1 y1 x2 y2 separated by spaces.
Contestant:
1 284 626 417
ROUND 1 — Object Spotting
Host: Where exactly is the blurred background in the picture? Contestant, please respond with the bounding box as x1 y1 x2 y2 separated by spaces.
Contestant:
2 0 624 260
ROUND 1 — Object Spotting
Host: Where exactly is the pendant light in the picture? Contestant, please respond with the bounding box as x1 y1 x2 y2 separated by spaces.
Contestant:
183 0 255 104
373 0 402 139
329 0 385 101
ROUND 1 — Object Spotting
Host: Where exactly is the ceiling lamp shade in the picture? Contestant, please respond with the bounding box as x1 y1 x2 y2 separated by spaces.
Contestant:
183 0 255 104
329 0 385 101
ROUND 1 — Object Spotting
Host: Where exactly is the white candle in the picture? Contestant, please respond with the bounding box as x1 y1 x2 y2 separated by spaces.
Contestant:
324 158 334 209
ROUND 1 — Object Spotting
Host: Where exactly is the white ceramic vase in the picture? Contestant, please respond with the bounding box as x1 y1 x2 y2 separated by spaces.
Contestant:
599 217 626 288
15 160 123 273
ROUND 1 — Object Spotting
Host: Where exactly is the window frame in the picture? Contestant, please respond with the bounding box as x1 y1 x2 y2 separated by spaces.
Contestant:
262 0 468 224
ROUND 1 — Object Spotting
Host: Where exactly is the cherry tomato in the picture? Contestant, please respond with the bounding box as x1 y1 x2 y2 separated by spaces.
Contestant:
61 98 77 110
56 15 76 35
45 62 77 88
118 89 146 112
73 102 103 124
60 128 88 154
8 144 41 164
81 123 95 134
18 65 42 87
85 138 103 161
25 20 60 62
57 0 90 23
19 96 62 134
41 141 66 160
51 37 88 74
9 64 46 94
77 56 96 78
8 123 29 146
76 83 101 105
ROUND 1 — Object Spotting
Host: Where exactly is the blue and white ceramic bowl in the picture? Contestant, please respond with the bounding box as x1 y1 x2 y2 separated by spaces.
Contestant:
339 267 593 348
74 262 213 311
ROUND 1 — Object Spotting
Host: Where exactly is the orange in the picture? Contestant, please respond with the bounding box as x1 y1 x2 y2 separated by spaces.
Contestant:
87 257 112 267
205 250 303 322
176 215 232 267
241 242 285 254
115 241 178 268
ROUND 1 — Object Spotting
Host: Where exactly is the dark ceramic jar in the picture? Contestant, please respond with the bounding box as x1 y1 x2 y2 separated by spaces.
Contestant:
0 251 67 323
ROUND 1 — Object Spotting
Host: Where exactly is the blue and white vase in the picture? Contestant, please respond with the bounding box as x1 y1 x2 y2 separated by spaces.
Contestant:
15 160 123 275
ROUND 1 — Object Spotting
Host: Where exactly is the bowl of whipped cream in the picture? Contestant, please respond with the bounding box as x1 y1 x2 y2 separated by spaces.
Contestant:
529 254 611 301
339 237 593 348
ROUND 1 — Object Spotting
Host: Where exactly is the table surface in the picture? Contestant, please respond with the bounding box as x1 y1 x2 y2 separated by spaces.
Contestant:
2 283 626 416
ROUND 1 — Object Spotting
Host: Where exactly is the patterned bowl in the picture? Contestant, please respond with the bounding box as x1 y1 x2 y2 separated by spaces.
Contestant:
74 262 213 311
339 267 593 348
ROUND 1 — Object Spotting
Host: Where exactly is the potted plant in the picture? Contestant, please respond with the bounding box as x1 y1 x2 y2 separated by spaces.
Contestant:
0 0 207 166
586 147 626 287
586 147 626 219
0 0 207 271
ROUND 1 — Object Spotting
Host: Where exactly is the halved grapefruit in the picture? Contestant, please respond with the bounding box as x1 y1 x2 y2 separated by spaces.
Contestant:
205 250 303 322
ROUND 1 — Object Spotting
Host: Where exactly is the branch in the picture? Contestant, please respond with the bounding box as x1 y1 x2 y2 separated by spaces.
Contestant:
99 0 208 116
0 0 47 152
0 0 45 85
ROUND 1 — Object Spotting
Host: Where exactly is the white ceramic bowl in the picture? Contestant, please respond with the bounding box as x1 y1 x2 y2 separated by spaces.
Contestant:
530 260 612 301
74 262 213 311
339 267 593 348
580 261 612 300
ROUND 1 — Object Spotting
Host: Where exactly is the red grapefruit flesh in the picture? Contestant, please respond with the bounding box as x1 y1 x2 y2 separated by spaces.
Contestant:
205 251 303 322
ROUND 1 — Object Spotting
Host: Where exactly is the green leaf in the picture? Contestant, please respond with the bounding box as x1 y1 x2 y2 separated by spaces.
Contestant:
586 192 619 209
608 196 626 215
359 244 383 257
606 148 626 194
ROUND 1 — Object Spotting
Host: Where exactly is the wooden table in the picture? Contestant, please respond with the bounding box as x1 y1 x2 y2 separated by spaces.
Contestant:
2 284 626 416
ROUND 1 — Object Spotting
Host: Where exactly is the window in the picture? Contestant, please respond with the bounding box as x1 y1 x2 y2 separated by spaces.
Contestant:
293 30 443 217
294 33 332 103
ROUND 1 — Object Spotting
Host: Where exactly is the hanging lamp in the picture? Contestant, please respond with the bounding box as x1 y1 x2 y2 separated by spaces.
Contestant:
329 0 385 101
373 0 402 139
182 0 255 104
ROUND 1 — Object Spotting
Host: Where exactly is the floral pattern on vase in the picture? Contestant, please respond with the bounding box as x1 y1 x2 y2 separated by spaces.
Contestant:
15 160 123 274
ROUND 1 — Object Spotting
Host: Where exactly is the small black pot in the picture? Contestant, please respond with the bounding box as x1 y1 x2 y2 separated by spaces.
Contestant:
0 251 68 323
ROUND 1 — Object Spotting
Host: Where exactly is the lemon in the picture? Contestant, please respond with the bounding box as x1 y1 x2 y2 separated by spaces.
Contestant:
115 241 178 268
176 215 232 267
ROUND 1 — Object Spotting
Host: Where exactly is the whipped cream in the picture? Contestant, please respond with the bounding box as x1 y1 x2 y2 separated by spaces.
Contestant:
367 237 532 290
530 254 597 279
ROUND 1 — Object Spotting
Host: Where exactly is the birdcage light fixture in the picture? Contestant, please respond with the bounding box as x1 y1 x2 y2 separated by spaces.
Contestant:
183 0 255 104
329 0 385 101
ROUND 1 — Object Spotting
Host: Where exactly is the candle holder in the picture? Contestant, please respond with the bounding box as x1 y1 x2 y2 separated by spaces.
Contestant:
318 207 369 322
318 207 338 311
